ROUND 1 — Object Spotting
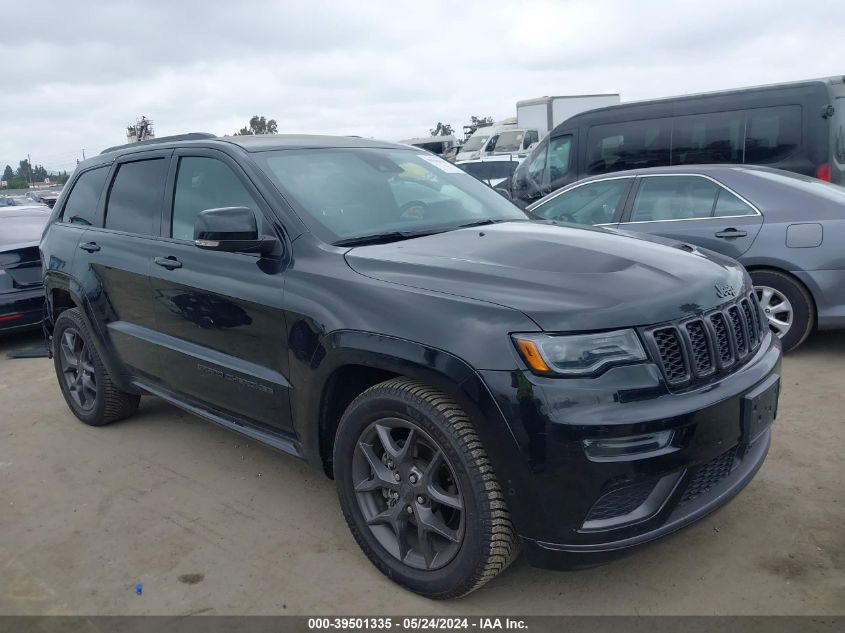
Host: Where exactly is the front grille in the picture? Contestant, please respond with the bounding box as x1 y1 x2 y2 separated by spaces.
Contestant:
652 328 687 383
680 447 738 504
685 320 713 375
585 480 656 522
645 292 764 389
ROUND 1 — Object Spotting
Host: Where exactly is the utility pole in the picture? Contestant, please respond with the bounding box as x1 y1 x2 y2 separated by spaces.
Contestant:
27 153 32 187
81 149 86 160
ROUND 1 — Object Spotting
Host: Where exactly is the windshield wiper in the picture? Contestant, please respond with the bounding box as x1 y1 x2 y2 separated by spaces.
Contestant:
333 229 443 247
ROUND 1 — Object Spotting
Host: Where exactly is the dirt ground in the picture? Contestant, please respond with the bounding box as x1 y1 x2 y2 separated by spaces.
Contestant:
0 329 842 615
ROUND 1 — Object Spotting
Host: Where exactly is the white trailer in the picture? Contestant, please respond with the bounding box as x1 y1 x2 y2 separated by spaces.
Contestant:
517 94 620 138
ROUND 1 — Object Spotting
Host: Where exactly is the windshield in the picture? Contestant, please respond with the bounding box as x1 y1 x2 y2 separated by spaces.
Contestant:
493 130 525 153
459 135 490 152
256 148 526 243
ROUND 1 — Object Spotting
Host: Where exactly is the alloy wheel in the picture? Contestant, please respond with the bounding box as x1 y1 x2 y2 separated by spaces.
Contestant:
755 285 793 338
58 328 97 411
352 418 465 570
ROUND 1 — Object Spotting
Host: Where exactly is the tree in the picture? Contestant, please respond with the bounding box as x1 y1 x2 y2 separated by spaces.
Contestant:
470 115 494 127
234 115 278 135
16 159 32 182
2 165 13 182
429 122 454 137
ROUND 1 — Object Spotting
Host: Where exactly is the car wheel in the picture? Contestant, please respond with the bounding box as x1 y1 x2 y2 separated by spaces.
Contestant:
333 378 519 598
751 270 814 352
53 308 140 426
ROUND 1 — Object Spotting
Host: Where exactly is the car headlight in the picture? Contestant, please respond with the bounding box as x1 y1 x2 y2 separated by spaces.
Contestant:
512 329 647 376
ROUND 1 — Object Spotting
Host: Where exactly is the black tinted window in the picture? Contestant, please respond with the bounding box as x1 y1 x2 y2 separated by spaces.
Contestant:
523 130 539 148
744 105 801 163
671 111 743 164
62 166 109 226
105 159 167 235
586 119 670 175
172 157 261 241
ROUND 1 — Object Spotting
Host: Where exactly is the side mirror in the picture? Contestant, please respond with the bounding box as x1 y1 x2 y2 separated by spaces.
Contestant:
194 207 277 255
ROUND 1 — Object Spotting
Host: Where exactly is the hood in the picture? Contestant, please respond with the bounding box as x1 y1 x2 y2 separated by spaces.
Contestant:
344 221 748 332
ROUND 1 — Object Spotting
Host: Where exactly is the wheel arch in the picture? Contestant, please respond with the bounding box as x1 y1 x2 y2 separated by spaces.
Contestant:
744 265 818 319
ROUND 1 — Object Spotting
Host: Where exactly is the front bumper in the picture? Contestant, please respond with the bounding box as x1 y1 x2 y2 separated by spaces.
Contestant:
478 332 782 569
0 287 44 334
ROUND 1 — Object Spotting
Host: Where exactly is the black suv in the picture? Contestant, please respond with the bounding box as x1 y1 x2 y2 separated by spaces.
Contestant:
40 133 782 598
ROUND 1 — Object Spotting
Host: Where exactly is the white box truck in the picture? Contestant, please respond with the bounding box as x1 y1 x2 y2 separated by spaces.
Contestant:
517 94 621 138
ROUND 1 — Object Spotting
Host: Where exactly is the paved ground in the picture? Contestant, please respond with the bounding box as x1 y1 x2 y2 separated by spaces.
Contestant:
0 329 842 615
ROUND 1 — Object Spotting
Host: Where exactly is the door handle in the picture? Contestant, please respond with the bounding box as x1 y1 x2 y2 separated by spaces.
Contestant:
715 228 748 238
79 242 100 253
154 256 182 270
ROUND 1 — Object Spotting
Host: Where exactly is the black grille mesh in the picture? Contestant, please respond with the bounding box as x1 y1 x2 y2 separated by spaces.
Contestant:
648 293 762 389
709 313 733 365
686 320 713 375
680 447 738 504
653 328 687 383
585 480 656 522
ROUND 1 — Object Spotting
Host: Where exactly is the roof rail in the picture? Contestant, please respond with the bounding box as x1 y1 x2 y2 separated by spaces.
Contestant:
100 132 217 155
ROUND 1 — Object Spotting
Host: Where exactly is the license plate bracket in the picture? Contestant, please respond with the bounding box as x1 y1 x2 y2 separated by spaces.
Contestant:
741 375 780 443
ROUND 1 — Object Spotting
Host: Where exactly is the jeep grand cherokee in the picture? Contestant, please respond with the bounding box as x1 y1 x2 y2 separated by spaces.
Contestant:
40 133 782 598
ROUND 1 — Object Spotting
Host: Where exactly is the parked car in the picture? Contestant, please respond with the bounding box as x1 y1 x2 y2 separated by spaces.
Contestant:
455 118 517 161
41 133 781 598
456 155 521 188
482 128 540 158
527 164 845 351
2 195 44 207
1 206 50 334
27 190 62 208
510 76 845 207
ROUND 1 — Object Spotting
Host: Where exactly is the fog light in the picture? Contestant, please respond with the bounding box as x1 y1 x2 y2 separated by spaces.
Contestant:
583 430 674 461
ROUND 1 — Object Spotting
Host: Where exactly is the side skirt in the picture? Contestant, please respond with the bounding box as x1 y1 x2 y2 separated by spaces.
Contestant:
133 379 304 460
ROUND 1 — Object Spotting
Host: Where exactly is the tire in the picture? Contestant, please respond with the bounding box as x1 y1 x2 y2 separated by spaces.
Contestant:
750 269 814 352
333 378 519 599
52 308 140 426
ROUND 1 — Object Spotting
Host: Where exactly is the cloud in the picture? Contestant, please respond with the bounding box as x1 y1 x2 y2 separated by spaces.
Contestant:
1 0 843 172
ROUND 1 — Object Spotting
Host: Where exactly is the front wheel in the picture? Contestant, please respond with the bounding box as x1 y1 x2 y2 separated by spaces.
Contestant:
750 270 814 352
333 378 519 598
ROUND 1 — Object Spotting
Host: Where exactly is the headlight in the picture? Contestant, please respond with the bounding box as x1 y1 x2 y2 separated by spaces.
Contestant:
512 329 647 376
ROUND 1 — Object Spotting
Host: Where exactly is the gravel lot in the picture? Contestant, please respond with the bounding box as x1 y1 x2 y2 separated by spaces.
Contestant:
1 329 842 615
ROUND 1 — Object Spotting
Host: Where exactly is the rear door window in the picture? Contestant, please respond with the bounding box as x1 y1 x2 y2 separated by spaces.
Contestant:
744 105 801 163
587 119 671 174
630 175 720 222
671 111 744 164
104 158 168 235
61 166 109 226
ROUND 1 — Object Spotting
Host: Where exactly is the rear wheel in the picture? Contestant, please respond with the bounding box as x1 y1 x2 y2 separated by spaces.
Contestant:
333 378 518 598
53 308 140 426
750 270 814 352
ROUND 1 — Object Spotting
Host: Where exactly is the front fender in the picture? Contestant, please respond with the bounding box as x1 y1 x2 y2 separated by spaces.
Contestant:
294 329 541 537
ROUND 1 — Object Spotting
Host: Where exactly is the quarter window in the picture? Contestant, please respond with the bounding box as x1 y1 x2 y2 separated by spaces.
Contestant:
171 157 262 241
61 166 109 226
713 188 755 217
533 178 630 225
104 158 168 235
630 176 720 222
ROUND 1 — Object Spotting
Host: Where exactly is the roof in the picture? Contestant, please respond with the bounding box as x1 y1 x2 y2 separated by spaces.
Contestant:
221 134 410 152
565 163 790 184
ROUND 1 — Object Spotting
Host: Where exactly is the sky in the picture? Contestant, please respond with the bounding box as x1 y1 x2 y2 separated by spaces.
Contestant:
1 0 844 174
